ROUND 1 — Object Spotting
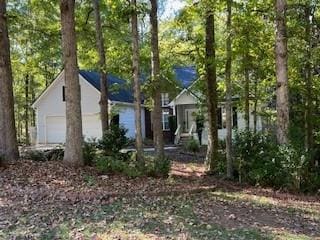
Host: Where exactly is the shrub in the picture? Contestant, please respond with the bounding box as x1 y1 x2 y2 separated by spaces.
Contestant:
45 148 64 161
94 153 171 178
145 155 171 177
98 125 128 156
233 130 318 191
185 138 200 153
24 150 46 161
96 155 124 173
83 138 97 166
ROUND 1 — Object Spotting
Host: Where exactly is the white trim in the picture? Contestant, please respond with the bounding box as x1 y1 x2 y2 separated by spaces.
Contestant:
111 100 146 108
32 70 64 108
168 88 198 107
32 70 136 108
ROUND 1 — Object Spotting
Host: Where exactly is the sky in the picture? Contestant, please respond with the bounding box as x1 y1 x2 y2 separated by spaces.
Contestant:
160 0 186 20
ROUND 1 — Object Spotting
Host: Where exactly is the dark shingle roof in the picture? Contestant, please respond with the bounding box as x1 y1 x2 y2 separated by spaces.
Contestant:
173 66 198 89
79 70 134 103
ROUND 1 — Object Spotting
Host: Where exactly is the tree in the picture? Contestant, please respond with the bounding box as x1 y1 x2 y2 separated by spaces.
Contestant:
60 0 84 166
303 3 313 154
92 0 109 133
205 6 219 173
150 0 164 159
225 0 233 179
275 0 289 144
131 0 144 165
0 0 19 164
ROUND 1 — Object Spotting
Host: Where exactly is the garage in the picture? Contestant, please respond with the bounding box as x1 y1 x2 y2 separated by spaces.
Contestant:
45 115 102 143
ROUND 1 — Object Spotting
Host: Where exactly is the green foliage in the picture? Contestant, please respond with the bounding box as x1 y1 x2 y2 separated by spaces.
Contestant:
24 150 46 162
83 138 97 166
45 148 64 161
144 155 172 178
98 125 129 156
185 138 200 153
95 153 171 178
234 130 319 192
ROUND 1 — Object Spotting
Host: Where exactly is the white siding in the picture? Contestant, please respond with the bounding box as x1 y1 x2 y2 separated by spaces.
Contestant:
34 71 145 144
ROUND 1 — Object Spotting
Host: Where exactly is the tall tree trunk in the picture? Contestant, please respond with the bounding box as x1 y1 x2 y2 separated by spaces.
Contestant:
92 0 109 133
131 0 144 165
150 0 164 159
244 51 250 131
304 5 313 155
253 78 258 133
60 0 84 166
225 0 233 179
0 0 19 165
275 0 289 144
31 76 36 127
25 74 30 145
205 8 219 173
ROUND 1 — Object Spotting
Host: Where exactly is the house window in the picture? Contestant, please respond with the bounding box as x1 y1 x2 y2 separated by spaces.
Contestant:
162 109 170 130
62 86 66 102
161 93 170 106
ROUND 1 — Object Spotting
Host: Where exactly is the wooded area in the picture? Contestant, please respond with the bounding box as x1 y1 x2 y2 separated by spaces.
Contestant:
0 0 320 239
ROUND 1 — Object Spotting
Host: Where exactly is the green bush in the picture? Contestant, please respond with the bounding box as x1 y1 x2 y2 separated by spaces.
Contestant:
94 153 171 178
45 148 64 161
144 155 171 177
24 150 46 161
95 155 125 173
233 130 318 192
185 138 200 153
98 125 128 156
83 138 97 166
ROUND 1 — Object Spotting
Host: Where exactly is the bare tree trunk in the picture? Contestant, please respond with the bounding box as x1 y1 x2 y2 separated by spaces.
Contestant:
92 0 109 133
131 0 144 165
244 52 250 131
25 74 30 145
253 78 258 133
60 0 84 166
31 76 36 126
205 8 219 174
304 5 313 155
0 0 19 165
150 0 164 159
275 0 289 144
225 0 233 179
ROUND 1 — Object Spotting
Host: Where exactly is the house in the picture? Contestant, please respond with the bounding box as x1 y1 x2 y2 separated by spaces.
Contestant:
32 66 261 146
32 70 147 144
163 66 262 145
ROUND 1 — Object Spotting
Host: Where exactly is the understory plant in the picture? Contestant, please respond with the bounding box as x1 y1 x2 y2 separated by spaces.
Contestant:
94 124 171 178
233 130 319 192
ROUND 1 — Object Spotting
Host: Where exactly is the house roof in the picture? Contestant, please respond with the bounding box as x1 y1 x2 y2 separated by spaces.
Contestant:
173 66 198 89
79 70 134 103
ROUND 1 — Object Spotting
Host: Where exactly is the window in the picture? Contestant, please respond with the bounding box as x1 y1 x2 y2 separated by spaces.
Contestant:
162 109 170 130
161 93 170 106
62 86 66 102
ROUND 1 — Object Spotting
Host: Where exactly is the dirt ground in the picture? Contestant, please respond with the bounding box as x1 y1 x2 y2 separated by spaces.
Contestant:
0 150 319 239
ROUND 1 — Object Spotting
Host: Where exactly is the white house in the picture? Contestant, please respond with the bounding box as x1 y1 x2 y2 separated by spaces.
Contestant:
32 70 146 144
32 66 261 146
165 66 262 145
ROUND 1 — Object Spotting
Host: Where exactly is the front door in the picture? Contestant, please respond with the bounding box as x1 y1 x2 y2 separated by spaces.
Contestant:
184 109 197 132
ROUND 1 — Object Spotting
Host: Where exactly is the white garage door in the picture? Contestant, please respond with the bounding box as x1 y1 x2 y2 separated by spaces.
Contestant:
46 115 102 143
